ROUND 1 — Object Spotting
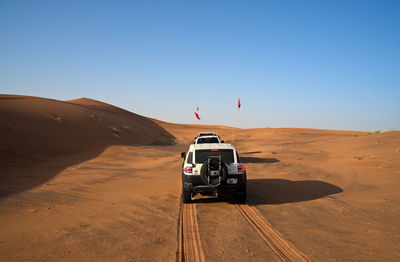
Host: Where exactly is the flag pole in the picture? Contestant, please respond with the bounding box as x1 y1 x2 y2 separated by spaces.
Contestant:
194 107 201 132
232 98 241 143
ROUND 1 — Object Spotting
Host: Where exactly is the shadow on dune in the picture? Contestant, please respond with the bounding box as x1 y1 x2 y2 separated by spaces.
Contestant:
0 95 176 198
240 157 279 163
192 178 342 205
247 178 343 205
0 150 103 198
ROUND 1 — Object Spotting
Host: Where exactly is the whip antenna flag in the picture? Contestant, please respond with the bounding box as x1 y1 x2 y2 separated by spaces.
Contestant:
232 98 241 142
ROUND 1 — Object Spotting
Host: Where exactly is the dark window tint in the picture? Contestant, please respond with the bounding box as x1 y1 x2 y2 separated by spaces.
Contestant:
197 137 219 144
187 152 193 164
195 149 234 164
199 133 215 137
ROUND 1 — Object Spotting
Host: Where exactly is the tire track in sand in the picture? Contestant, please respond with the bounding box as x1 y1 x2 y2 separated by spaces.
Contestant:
177 202 205 262
236 204 310 262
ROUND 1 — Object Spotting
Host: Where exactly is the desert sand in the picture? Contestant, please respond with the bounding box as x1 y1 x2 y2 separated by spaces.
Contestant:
1 95 399 261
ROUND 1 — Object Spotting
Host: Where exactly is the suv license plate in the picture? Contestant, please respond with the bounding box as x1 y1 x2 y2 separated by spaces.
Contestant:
227 178 238 184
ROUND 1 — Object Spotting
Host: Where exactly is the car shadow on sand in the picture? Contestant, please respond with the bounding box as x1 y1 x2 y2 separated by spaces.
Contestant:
247 178 343 205
240 151 262 155
240 157 279 163
192 178 343 205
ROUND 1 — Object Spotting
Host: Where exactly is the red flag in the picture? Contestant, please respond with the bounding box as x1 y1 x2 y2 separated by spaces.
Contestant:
194 111 201 120
237 98 241 111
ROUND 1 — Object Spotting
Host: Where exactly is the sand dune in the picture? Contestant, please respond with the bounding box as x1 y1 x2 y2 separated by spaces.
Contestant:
1 95 399 261
0 95 175 197
0 95 174 158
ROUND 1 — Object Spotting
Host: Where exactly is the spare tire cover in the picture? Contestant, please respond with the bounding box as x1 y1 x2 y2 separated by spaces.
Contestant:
200 159 228 187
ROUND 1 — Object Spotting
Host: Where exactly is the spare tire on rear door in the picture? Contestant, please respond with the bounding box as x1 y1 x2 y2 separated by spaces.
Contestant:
200 157 228 188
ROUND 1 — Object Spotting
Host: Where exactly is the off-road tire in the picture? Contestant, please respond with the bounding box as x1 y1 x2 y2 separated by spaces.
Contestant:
199 159 228 187
236 185 247 204
182 187 192 203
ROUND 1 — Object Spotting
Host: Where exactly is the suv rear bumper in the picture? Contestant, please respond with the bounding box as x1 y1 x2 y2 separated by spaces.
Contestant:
182 173 246 194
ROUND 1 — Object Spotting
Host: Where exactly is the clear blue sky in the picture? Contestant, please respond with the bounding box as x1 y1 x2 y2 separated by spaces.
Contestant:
1 0 399 131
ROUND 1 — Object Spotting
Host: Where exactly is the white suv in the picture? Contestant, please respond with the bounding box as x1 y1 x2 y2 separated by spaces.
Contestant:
180 143 247 203
195 132 218 138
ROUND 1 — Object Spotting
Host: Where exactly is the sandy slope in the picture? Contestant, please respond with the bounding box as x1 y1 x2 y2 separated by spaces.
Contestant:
1 95 400 261
0 95 174 197
0 95 174 157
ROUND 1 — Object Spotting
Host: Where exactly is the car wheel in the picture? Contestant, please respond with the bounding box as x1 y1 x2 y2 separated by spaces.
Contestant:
182 187 192 203
236 186 246 204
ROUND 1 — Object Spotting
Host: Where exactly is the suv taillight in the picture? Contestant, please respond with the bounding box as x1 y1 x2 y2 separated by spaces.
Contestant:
238 165 246 172
184 167 193 173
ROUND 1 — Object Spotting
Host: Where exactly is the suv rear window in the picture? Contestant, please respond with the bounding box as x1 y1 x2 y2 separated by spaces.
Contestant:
198 133 215 137
196 137 219 144
195 149 234 164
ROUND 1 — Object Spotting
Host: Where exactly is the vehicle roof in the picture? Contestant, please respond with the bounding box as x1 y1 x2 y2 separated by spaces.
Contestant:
189 143 235 151
195 135 220 140
197 132 217 135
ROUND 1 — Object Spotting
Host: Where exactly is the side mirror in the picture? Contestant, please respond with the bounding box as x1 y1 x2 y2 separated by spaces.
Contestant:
221 140 224 143
181 152 186 159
